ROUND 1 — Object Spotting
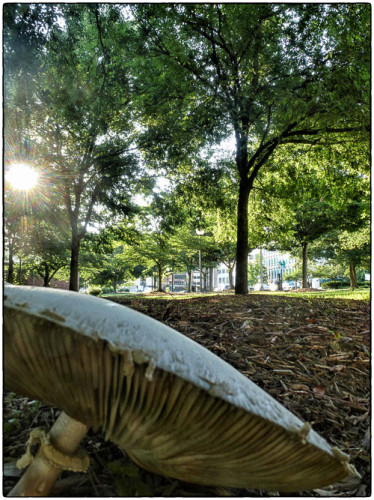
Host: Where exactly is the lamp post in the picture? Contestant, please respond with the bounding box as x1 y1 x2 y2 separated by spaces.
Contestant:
259 247 264 291
196 229 205 293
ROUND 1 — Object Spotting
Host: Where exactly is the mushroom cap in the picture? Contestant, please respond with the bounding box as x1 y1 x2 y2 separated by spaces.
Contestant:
4 285 353 492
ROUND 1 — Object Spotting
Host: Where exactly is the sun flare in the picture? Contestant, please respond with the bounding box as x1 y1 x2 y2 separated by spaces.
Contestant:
6 163 39 191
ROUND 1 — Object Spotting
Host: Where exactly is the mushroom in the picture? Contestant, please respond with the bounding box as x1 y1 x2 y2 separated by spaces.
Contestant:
4 284 357 496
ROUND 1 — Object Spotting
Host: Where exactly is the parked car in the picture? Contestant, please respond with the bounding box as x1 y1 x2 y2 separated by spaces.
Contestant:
214 284 230 291
254 283 270 291
282 282 293 290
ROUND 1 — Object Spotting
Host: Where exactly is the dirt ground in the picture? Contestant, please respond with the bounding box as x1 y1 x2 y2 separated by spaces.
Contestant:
3 293 370 496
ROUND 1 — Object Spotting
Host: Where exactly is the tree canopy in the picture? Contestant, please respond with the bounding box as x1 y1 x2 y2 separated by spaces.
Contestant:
130 3 370 293
3 3 370 294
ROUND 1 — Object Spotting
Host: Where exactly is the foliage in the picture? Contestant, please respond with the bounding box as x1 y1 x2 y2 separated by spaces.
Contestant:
282 268 303 282
24 219 71 287
104 460 153 496
131 3 370 293
4 4 143 291
321 280 350 290
4 395 40 434
3 5 370 294
248 255 268 286
90 246 134 293
357 282 370 288
88 286 102 296
257 139 370 288
277 288 370 302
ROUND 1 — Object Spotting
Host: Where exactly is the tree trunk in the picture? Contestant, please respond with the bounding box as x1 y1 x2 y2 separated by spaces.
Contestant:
277 273 282 291
69 234 81 292
17 257 23 284
349 260 358 289
43 263 50 287
228 264 234 289
7 244 14 284
302 242 308 289
188 269 192 292
157 263 163 292
235 181 250 295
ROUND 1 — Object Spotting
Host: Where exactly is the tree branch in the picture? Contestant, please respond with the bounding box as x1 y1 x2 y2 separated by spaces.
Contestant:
283 126 368 137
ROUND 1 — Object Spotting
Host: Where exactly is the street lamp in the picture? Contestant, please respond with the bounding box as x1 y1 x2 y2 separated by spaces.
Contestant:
259 247 264 291
196 229 205 293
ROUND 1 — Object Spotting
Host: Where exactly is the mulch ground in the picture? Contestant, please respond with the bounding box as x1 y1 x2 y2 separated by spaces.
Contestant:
3 293 370 496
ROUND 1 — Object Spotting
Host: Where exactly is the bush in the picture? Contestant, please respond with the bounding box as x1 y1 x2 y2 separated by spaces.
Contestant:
102 286 114 294
357 281 370 288
321 281 350 289
88 286 102 296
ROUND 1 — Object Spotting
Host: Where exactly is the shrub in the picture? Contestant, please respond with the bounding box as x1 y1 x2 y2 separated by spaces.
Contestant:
321 281 350 289
88 286 102 296
102 286 114 294
357 281 370 288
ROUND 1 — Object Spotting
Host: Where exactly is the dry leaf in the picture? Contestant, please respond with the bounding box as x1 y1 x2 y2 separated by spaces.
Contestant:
313 386 326 396
330 365 345 372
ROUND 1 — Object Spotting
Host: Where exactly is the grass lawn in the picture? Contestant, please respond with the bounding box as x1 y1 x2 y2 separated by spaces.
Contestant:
267 288 370 301
103 288 370 302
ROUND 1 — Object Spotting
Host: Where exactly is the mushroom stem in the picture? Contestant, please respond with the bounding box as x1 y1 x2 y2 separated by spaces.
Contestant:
8 412 88 497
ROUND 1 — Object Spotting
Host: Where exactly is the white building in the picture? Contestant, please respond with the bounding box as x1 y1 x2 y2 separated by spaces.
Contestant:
216 262 235 289
261 249 297 282
135 249 297 293
212 250 297 290
249 249 297 284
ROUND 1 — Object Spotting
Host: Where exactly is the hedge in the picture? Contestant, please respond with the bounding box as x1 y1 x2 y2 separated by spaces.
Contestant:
358 281 370 288
321 281 350 289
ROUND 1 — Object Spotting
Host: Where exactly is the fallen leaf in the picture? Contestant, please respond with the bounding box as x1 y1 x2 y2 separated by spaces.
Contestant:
291 384 309 391
313 386 326 396
330 364 345 372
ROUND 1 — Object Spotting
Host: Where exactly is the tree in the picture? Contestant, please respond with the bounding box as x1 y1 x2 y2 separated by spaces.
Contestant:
26 221 71 287
310 220 370 289
90 247 133 293
4 4 142 291
248 255 269 287
170 230 199 292
132 232 174 292
337 228 370 288
4 197 27 284
131 4 370 294
253 138 370 288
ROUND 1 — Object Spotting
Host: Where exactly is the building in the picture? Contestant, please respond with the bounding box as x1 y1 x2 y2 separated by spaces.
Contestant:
216 262 235 289
164 273 188 292
216 250 296 289
260 249 297 282
248 249 297 284
25 276 69 290
134 249 297 293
